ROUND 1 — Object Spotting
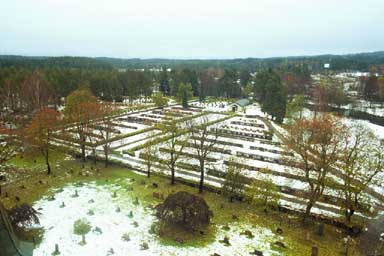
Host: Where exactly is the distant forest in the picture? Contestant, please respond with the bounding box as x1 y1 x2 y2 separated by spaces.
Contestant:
1 51 384 71
1 51 384 124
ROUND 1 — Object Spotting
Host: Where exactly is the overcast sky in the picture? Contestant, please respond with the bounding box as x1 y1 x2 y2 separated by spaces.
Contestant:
1 0 383 59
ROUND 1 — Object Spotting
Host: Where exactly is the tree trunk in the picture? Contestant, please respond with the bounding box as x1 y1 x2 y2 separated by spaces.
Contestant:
93 148 97 165
104 147 109 168
199 162 204 193
171 163 175 185
81 142 86 163
45 150 51 175
345 209 354 225
303 201 313 221
147 165 151 178
80 134 86 164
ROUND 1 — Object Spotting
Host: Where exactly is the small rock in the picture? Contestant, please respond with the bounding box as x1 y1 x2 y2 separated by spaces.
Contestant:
132 221 139 227
219 236 231 246
122 233 130 241
52 244 60 255
128 211 134 218
250 249 263 256
60 202 65 208
240 230 254 238
87 209 95 216
93 227 103 235
107 248 114 255
88 199 95 204
140 242 149 250
276 227 283 234
274 241 286 248
72 190 79 198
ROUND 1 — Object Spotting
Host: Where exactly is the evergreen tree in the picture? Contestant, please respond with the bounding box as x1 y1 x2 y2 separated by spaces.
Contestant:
159 68 170 95
259 70 286 123
219 69 241 98
177 83 193 108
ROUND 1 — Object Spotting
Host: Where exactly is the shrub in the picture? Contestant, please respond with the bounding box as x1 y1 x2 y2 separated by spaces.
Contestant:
155 191 212 231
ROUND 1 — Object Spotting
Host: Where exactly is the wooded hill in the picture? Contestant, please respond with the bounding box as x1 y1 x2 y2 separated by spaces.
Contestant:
1 51 384 71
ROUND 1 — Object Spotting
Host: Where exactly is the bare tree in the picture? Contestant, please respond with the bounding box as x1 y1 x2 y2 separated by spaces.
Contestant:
157 116 187 185
339 123 384 225
141 131 158 178
20 71 52 111
0 79 18 113
187 117 218 193
0 126 19 195
0 128 18 165
95 102 116 167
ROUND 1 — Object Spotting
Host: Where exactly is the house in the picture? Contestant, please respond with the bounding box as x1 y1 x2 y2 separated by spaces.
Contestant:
230 99 250 112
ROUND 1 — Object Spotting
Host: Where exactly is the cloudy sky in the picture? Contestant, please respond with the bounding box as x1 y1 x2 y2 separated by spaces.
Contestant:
1 0 383 59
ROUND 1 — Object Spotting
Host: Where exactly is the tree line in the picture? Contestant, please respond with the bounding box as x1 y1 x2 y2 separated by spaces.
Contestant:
0 67 153 116
2 52 384 72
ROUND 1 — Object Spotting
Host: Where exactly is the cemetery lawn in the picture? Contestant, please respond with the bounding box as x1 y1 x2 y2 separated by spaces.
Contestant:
1 152 361 256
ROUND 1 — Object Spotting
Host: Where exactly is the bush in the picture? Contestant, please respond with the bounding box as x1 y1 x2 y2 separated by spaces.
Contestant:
156 191 212 231
73 218 91 236
7 203 40 227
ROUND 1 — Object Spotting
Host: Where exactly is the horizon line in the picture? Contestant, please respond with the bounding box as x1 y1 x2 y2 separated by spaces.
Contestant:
1 50 383 61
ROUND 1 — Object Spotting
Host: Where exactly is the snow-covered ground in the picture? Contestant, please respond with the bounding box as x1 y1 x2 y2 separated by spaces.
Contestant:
299 108 384 140
32 183 283 256
342 118 384 139
190 101 230 112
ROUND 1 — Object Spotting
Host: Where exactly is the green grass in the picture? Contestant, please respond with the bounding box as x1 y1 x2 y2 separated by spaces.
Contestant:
1 152 362 255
